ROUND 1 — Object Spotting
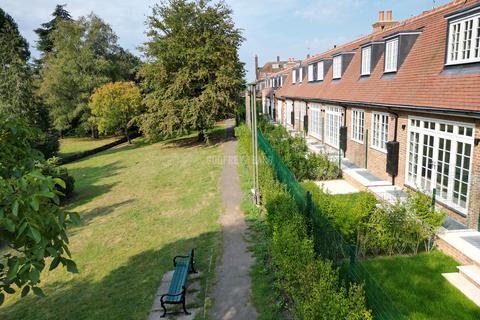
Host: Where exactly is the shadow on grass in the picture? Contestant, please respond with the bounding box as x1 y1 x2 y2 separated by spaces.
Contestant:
64 161 126 209
164 125 231 150
0 231 221 320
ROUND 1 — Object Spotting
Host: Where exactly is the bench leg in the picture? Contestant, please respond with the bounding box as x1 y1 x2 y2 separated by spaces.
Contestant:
182 298 190 315
160 299 167 318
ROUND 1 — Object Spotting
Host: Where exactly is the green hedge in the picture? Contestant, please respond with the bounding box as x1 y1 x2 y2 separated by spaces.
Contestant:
236 124 372 319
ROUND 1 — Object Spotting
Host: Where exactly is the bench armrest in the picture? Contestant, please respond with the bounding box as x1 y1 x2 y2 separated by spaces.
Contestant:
160 286 186 302
173 255 189 267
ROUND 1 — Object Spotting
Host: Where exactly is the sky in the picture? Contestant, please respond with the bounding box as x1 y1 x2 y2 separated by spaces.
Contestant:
2 0 452 81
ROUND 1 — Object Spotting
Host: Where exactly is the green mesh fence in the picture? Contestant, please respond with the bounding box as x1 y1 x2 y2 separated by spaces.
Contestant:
257 129 404 320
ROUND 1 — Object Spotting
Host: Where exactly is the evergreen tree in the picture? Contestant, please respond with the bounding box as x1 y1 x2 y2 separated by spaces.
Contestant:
140 0 245 141
34 4 72 55
0 8 33 116
0 9 59 158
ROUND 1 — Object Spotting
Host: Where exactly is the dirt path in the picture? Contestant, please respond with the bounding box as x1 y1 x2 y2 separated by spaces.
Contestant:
210 123 257 320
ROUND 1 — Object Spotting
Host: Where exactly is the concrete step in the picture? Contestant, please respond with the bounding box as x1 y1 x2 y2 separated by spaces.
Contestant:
458 265 480 289
437 232 480 267
443 272 480 307
368 185 407 203
342 168 391 188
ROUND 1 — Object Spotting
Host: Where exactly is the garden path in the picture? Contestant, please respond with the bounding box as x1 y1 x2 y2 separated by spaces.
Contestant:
210 122 257 320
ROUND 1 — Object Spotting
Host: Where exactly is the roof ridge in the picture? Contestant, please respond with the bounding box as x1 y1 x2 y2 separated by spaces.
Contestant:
301 0 470 65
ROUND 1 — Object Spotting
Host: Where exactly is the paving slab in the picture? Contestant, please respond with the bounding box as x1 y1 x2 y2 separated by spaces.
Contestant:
315 179 358 195
443 272 480 307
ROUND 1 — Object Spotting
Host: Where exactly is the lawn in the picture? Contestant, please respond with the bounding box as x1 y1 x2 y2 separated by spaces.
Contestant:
58 136 121 158
326 192 480 319
363 250 480 319
0 133 225 319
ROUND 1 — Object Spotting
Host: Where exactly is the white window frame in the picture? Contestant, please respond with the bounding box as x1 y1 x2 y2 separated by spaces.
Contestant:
286 100 294 126
307 64 314 82
385 38 399 73
361 46 372 76
324 105 343 148
333 56 342 79
447 13 480 65
317 61 324 81
351 109 365 144
309 103 322 140
405 116 475 214
299 67 303 82
371 112 389 152
292 69 297 84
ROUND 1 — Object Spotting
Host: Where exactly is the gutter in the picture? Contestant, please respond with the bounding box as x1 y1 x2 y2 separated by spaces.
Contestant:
279 96 480 119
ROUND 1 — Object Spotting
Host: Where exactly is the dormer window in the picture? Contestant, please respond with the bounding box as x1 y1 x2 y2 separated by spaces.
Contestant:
361 46 372 75
308 64 314 81
317 61 324 81
385 38 399 73
446 13 480 65
299 67 303 82
292 69 297 84
333 56 342 79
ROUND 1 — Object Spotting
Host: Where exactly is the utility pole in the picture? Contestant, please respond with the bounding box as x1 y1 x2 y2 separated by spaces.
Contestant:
250 83 260 205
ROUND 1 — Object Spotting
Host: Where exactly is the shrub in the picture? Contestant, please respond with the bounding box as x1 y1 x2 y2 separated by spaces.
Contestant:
237 124 372 319
38 157 75 200
258 117 341 181
0 116 79 301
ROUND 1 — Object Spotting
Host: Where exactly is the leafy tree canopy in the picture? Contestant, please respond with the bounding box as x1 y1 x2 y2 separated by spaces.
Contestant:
0 8 33 116
38 14 127 135
0 116 79 304
34 4 72 55
89 81 143 143
0 8 59 158
140 0 245 141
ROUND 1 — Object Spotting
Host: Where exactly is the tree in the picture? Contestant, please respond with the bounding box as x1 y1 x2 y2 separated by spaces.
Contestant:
34 4 72 56
89 82 143 143
140 0 245 142
0 8 33 116
0 115 79 304
38 14 124 136
0 9 59 158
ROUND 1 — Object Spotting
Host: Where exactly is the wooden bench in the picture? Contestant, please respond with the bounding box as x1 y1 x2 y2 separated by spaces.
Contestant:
160 249 197 317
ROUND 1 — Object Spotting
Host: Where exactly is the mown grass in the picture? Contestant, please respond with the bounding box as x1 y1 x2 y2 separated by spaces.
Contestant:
313 191 480 319
58 136 121 158
0 131 226 319
363 251 480 320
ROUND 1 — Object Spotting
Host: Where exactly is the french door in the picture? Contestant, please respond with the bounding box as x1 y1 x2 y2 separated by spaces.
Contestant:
324 105 343 148
309 103 322 140
406 117 474 214
286 100 293 126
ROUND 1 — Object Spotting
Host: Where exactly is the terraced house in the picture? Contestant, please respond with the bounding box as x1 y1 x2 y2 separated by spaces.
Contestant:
261 0 480 231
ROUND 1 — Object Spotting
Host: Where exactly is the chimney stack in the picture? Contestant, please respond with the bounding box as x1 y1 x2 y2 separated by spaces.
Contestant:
378 10 385 21
386 10 393 21
372 9 398 32
255 55 259 80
